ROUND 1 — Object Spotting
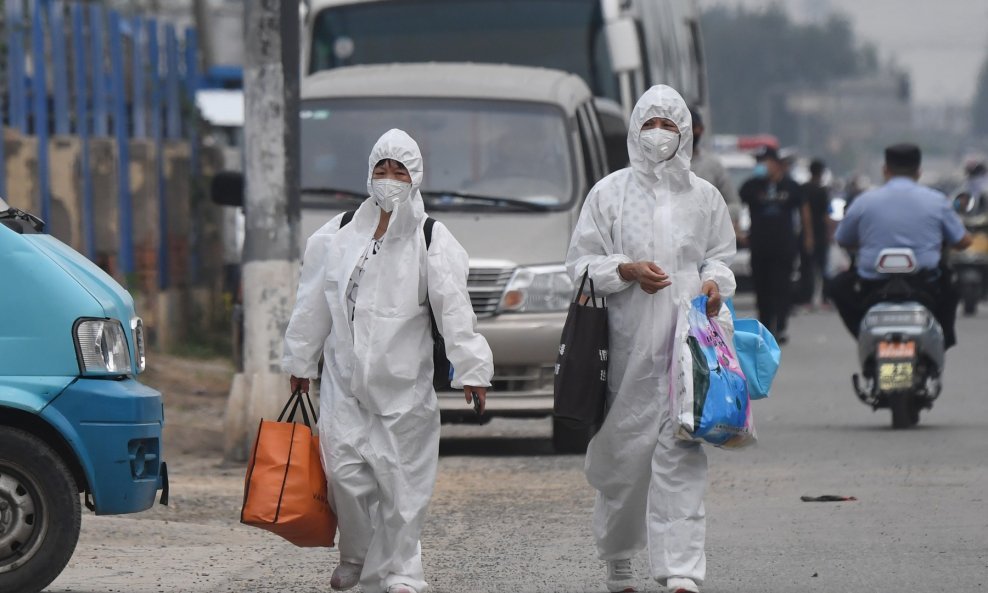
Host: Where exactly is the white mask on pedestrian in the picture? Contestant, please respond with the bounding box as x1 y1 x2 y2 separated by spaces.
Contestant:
371 178 413 212
639 128 680 163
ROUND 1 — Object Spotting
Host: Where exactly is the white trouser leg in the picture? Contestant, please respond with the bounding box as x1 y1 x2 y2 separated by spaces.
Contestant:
585 382 662 561
322 381 375 566
360 403 440 593
329 451 376 564
647 413 707 586
321 375 440 593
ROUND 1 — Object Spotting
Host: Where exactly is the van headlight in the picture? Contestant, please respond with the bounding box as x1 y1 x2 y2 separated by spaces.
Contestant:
75 319 133 374
499 265 574 313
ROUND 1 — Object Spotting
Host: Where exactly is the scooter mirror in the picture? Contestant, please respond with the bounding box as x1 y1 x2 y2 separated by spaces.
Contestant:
211 171 245 208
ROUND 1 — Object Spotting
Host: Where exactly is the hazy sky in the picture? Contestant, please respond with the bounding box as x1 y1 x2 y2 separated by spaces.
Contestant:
700 0 988 106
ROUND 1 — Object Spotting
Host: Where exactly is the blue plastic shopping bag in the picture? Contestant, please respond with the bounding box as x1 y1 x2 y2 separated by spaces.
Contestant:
732 319 781 400
671 296 756 448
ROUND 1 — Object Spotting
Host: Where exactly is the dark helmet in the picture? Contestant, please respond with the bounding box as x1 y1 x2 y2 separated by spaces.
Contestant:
964 159 987 177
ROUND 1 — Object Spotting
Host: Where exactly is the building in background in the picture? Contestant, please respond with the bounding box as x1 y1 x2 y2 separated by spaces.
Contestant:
784 71 912 174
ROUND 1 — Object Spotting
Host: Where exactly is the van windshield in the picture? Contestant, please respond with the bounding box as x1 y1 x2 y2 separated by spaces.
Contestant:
308 0 618 103
300 98 576 210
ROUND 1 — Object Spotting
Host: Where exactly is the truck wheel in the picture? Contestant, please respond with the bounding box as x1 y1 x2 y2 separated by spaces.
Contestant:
0 427 81 593
552 418 595 454
890 394 920 429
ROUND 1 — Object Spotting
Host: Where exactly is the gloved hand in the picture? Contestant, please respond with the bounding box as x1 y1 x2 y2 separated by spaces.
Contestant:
701 280 722 317
618 261 672 294
464 386 487 414
290 375 310 395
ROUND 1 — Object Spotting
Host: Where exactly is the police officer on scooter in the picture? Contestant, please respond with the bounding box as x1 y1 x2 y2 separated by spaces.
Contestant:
827 144 972 348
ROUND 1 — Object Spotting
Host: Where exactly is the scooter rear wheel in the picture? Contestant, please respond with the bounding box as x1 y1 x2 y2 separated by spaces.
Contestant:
890 394 921 429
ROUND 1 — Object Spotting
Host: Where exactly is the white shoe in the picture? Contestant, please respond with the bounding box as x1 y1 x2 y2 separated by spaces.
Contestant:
329 561 362 591
667 576 700 593
387 584 418 593
606 559 638 592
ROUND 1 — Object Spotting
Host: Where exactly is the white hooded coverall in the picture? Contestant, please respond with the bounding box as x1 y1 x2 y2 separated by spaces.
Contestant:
282 129 494 593
565 86 736 586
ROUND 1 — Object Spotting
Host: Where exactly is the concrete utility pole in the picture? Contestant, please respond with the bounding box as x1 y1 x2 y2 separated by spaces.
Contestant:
191 0 214 71
224 0 300 461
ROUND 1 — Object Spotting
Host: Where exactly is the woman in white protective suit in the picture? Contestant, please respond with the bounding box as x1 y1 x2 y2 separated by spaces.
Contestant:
566 86 736 593
282 129 494 593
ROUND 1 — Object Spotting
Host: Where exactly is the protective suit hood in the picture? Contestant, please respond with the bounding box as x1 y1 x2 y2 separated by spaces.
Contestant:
628 85 694 192
365 128 426 238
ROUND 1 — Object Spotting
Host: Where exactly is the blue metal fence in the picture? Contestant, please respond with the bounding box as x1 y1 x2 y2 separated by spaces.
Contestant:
2 0 199 288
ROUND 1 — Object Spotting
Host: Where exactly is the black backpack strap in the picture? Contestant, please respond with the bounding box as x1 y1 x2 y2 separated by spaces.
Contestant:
339 210 356 228
421 216 451 389
423 217 436 249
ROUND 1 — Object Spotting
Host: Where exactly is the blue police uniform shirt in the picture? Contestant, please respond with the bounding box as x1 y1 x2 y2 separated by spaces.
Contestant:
836 177 966 279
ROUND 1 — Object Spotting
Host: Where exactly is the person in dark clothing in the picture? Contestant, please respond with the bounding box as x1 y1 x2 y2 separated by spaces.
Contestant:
739 146 808 343
795 159 832 306
827 144 971 349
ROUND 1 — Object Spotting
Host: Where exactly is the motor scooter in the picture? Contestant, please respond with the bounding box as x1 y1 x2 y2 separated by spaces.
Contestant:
852 249 945 428
949 212 988 316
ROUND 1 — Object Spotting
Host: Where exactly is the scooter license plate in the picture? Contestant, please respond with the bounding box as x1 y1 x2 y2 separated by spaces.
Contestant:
878 341 915 359
879 362 914 392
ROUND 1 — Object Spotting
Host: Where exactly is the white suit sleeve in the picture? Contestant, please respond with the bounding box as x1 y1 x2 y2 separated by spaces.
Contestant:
281 222 338 379
699 191 738 298
427 223 494 389
565 184 635 294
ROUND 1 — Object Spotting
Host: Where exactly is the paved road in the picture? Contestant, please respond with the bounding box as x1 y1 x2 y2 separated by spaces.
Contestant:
47 305 988 593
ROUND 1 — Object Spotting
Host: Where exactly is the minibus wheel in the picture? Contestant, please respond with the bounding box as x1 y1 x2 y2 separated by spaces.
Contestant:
0 427 81 593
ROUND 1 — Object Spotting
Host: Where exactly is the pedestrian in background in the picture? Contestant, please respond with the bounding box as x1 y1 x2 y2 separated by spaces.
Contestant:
796 159 833 309
282 129 493 593
567 85 736 593
690 108 743 230
739 146 807 343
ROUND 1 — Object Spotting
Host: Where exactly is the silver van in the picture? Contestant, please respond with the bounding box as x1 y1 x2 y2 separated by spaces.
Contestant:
296 63 622 451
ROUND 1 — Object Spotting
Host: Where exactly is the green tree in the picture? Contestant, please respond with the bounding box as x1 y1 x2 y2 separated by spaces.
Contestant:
973 51 988 138
700 4 880 142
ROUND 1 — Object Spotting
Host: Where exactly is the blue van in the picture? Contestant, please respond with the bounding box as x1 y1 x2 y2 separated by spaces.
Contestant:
0 197 168 593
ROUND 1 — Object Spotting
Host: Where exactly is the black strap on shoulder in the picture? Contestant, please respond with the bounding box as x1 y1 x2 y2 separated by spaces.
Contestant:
339 210 356 228
423 217 436 249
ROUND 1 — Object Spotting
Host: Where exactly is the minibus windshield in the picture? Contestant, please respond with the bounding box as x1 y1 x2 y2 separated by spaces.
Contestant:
300 98 576 210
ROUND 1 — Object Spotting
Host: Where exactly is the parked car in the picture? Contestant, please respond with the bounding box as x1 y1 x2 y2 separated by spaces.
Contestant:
0 197 168 593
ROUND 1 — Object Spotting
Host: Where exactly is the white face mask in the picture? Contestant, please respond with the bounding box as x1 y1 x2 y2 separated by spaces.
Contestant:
639 128 681 163
371 178 413 212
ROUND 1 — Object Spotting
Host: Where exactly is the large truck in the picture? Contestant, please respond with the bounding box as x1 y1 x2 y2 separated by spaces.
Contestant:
301 0 709 119
0 198 168 593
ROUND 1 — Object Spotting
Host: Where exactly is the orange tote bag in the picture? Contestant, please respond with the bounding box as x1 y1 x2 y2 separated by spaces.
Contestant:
241 388 337 547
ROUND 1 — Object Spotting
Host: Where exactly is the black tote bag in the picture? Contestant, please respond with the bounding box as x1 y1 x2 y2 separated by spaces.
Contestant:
553 271 609 427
